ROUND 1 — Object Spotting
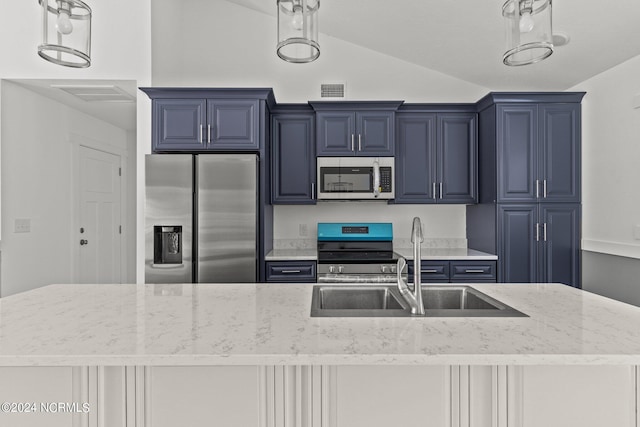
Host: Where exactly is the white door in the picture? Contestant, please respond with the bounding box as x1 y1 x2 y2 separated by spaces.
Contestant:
78 146 122 283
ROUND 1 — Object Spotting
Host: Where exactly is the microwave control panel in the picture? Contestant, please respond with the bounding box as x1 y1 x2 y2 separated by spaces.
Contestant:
379 167 392 192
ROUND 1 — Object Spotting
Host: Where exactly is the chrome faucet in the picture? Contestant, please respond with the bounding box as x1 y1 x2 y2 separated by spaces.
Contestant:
396 217 425 315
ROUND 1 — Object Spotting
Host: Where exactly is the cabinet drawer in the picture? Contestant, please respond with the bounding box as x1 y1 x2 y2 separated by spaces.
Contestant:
408 261 450 282
266 261 317 282
449 261 496 282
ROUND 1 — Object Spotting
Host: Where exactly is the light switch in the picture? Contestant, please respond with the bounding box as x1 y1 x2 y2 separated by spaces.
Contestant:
14 218 31 233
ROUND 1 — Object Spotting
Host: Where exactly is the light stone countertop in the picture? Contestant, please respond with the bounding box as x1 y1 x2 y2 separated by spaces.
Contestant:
265 248 497 261
1 283 640 366
394 248 498 261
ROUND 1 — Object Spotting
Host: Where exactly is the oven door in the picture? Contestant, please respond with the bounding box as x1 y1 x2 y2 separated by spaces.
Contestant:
316 157 394 200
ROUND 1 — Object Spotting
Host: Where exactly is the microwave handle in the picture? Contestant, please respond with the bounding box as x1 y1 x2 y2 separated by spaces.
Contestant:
373 159 381 198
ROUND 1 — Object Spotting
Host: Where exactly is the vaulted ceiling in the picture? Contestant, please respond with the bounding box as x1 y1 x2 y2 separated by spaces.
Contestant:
226 0 640 91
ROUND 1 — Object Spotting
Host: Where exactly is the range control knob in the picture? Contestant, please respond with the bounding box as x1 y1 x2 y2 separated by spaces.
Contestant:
381 265 388 273
338 265 344 274
329 265 336 274
390 265 397 274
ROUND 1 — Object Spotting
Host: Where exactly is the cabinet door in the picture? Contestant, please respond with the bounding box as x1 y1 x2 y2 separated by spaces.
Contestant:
152 99 207 151
207 99 259 149
540 203 581 287
394 113 437 203
333 366 450 427
356 111 394 155
498 204 538 283
497 105 538 202
272 114 316 204
438 113 477 203
539 104 581 202
316 111 356 155
146 366 264 427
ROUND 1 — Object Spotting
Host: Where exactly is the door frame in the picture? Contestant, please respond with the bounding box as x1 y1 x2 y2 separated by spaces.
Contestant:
70 133 128 284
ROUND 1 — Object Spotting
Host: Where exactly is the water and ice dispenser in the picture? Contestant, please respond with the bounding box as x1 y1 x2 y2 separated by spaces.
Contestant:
153 226 182 264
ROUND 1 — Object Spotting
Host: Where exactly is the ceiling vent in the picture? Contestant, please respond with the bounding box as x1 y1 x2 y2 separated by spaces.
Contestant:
50 84 135 103
321 83 346 99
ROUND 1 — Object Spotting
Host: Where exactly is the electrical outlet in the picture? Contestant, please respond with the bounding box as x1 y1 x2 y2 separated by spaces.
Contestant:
14 218 31 233
299 223 308 237
634 225 640 240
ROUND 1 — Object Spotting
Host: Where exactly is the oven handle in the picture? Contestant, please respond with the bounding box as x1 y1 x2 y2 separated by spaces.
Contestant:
317 275 399 284
372 159 381 198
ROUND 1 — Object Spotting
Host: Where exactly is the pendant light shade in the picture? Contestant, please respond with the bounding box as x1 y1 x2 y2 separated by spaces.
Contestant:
502 0 552 66
38 0 92 68
277 0 320 63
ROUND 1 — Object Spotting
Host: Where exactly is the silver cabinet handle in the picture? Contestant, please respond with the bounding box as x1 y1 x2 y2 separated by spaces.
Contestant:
311 183 315 199
432 182 437 200
423 269 438 273
543 179 547 198
439 182 443 199
351 134 355 152
207 124 212 144
543 223 547 241
465 269 485 273
199 125 203 143
358 134 362 151
536 179 540 198
281 270 302 274
536 223 539 242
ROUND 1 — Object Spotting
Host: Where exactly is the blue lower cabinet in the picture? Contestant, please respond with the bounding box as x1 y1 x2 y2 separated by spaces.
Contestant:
266 261 317 283
407 260 496 283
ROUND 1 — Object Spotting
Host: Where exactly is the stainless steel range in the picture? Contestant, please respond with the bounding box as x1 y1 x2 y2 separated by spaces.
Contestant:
316 223 401 283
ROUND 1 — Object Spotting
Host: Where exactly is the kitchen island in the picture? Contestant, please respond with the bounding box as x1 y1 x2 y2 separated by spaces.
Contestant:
0 283 638 426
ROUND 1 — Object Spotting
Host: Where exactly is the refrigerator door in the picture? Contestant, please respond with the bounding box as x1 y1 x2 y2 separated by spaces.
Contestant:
196 154 258 283
145 155 193 283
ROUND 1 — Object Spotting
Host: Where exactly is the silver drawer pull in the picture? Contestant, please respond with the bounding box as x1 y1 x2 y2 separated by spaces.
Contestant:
423 269 439 273
281 270 302 274
464 269 486 273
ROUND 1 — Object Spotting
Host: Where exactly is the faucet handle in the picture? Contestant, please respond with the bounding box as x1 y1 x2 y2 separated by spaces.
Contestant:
396 257 407 286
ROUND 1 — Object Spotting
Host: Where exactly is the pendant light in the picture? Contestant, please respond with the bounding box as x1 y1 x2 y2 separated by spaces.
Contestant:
38 0 92 68
502 0 553 66
277 0 320 63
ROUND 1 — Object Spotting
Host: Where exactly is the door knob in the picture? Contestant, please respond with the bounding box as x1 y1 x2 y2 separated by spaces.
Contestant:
80 239 88 245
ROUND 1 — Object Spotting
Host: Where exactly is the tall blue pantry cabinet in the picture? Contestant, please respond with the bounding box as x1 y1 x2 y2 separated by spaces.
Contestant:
467 93 585 287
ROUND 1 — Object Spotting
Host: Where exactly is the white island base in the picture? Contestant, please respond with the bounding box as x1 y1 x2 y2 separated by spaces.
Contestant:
0 364 638 427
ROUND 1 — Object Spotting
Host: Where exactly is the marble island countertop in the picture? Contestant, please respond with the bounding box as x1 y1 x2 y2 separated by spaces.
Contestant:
1 283 640 366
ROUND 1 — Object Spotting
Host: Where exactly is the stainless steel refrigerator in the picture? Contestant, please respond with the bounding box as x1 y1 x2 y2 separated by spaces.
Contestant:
145 154 258 283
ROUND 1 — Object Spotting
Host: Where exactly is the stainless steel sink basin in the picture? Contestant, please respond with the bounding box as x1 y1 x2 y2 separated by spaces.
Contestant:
310 285 527 317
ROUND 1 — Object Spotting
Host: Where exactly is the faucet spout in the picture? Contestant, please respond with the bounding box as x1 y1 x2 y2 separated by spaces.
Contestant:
397 217 425 316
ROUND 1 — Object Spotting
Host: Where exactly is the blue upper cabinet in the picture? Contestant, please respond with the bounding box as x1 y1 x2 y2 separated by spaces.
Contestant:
395 113 437 202
206 99 259 150
310 101 402 156
496 101 580 203
140 88 275 153
271 110 316 204
153 99 208 151
395 110 477 204
438 113 477 203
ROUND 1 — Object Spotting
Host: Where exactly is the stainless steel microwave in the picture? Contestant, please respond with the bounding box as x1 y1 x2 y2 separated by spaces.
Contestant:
316 157 395 200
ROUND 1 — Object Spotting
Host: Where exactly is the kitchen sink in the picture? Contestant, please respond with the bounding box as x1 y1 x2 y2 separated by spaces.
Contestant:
310 285 527 317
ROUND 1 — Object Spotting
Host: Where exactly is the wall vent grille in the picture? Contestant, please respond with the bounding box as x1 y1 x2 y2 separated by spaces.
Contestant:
321 83 346 99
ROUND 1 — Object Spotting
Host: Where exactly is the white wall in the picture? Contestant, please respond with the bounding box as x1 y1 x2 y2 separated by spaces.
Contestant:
151 0 488 103
570 55 640 258
0 0 152 289
569 54 640 305
0 81 133 296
